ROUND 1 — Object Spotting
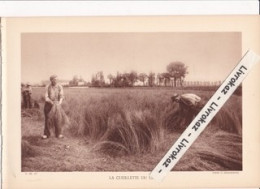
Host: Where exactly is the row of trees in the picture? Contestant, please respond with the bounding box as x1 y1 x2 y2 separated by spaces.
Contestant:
91 62 188 88
37 62 223 88
69 75 86 86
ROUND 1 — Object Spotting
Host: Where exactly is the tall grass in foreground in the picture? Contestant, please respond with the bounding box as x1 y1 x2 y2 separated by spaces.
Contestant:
65 93 168 155
59 89 242 157
175 130 242 171
22 88 242 170
27 88 242 157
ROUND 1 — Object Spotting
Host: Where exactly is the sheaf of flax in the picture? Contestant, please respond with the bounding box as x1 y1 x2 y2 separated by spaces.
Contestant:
48 103 70 129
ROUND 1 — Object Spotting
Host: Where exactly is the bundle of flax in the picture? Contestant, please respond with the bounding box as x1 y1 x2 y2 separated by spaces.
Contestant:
48 103 70 129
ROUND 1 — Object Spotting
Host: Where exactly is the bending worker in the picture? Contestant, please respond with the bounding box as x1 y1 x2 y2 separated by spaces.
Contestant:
171 93 204 122
42 75 64 139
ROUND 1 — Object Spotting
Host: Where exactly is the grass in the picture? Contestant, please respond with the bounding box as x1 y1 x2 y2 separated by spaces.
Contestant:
174 130 242 171
22 87 242 171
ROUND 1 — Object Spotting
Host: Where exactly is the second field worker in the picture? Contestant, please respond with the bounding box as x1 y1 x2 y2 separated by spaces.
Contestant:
171 93 204 123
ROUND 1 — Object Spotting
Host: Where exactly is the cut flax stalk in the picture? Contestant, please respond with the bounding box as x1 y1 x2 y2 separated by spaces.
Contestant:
48 103 70 130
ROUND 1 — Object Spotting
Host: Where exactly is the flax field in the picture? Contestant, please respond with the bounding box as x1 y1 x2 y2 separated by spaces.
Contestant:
21 87 242 172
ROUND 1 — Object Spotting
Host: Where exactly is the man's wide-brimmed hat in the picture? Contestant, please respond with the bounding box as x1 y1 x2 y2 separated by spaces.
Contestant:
50 75 58 81
171 93 180 101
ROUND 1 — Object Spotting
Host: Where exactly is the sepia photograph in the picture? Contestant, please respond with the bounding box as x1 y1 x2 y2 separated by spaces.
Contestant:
2 15 260 189
21 32 243 172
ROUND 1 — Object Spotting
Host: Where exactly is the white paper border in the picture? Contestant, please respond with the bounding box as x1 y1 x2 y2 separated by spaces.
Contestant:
0 1 259 17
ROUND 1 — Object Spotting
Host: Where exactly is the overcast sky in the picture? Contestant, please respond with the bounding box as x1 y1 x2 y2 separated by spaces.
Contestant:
21 32 241 84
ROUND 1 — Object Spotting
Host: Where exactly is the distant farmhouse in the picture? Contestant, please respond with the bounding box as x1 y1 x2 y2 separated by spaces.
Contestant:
78 81 85 86
59 80 70 86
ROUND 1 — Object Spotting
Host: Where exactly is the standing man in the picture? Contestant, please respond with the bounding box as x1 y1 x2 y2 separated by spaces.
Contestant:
42 75 64 139
23 83 33 109
171 93 204 123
